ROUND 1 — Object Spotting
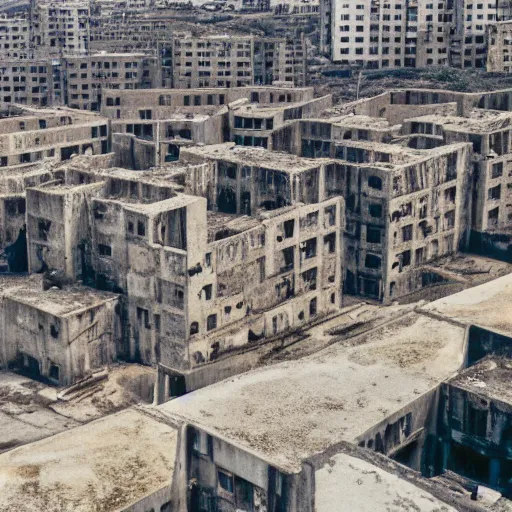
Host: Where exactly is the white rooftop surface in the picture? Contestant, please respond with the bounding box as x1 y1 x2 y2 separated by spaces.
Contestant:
315 452 457 512
421 273 512 337
0 408 177 512
159 312 465 473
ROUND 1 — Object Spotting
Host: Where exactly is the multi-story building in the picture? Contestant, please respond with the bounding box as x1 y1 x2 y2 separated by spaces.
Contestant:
439 357 512 496
0 276 121 386
320 0 503 69
89 12 174 54
0 14 31 60
402 110 512 239
487 20 512 72
100 86 329 169
65 53 157 111
0 105 110 170
0 162 55 267
23 149 343 389
0 59 63 107
31 1 90 59
272 115 472 301
161 34 307 89
157 305 480 511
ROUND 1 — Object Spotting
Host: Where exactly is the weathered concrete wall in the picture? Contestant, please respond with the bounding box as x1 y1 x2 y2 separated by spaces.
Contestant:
121 486 172 512
0 292 120 386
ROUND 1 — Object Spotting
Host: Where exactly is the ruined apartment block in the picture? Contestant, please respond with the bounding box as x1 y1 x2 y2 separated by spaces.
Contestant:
0 278 121 386
0 60 61 108
487 20 512 72
0 163 55 269
402 110 512 238
23 149 342 391
30 1 91 59
0 106 110 170
0 14 30 60
320 0 500 69
272 114 471 301
440 358 512 495
100 86 329 169
329 138 471 302
268 88 512 296
65 53 157 111
161 33 307 89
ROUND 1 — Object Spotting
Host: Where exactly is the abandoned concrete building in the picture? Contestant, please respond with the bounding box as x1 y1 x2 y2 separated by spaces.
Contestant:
30 0 91 59
12 148 342 391
0 105 110 169
0 274 121 386
440 357 512 496
100 86 329 169
320 0 502 68
0 59 63 108
161 33 307 89
151 273 512 511
156 302 498 511
272 117 473 301
268 87 512 298
487 20 512 72
0 407 179 512
419 273 512 496
0 162 55 263
65 53 157 111
0 14 30 61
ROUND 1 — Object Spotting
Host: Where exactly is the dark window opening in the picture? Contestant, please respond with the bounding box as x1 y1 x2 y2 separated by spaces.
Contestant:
309 297 317 316
207 314 217 331
98 243 112 257
366 226 381 244
365 253 381 269
368 175 383 190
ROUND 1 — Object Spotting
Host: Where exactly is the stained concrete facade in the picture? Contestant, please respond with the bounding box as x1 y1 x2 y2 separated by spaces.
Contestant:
488 20 512 72
18 150 342 388
0 15 30 60
0 105 110 170
440 358 512 496
30 1 91 59
65 53 157 111
161 34 307 89
100 86 327 169
0 276 121 386
269 87 512 297
272 117 472 301
320 0 501 69
0 60 62 108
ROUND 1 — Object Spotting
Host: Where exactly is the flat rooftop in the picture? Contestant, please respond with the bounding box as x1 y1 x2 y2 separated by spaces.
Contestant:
4 281 118 317
315 452 458 512
323 114 395 131
159 311 465 473
334 140 469 170
181 143 335 173
0 408 177 512
123 193 203 215
409 110 512 134
0 364 157 452
421 273 512 338
448 357 512 406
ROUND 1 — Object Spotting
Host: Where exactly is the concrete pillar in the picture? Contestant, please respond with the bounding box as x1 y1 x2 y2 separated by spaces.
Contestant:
236 164 242 215
164 373 170 400
318 163 326 202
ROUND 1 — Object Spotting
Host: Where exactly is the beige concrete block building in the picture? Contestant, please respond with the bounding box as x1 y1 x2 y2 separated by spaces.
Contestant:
0 106 110 169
